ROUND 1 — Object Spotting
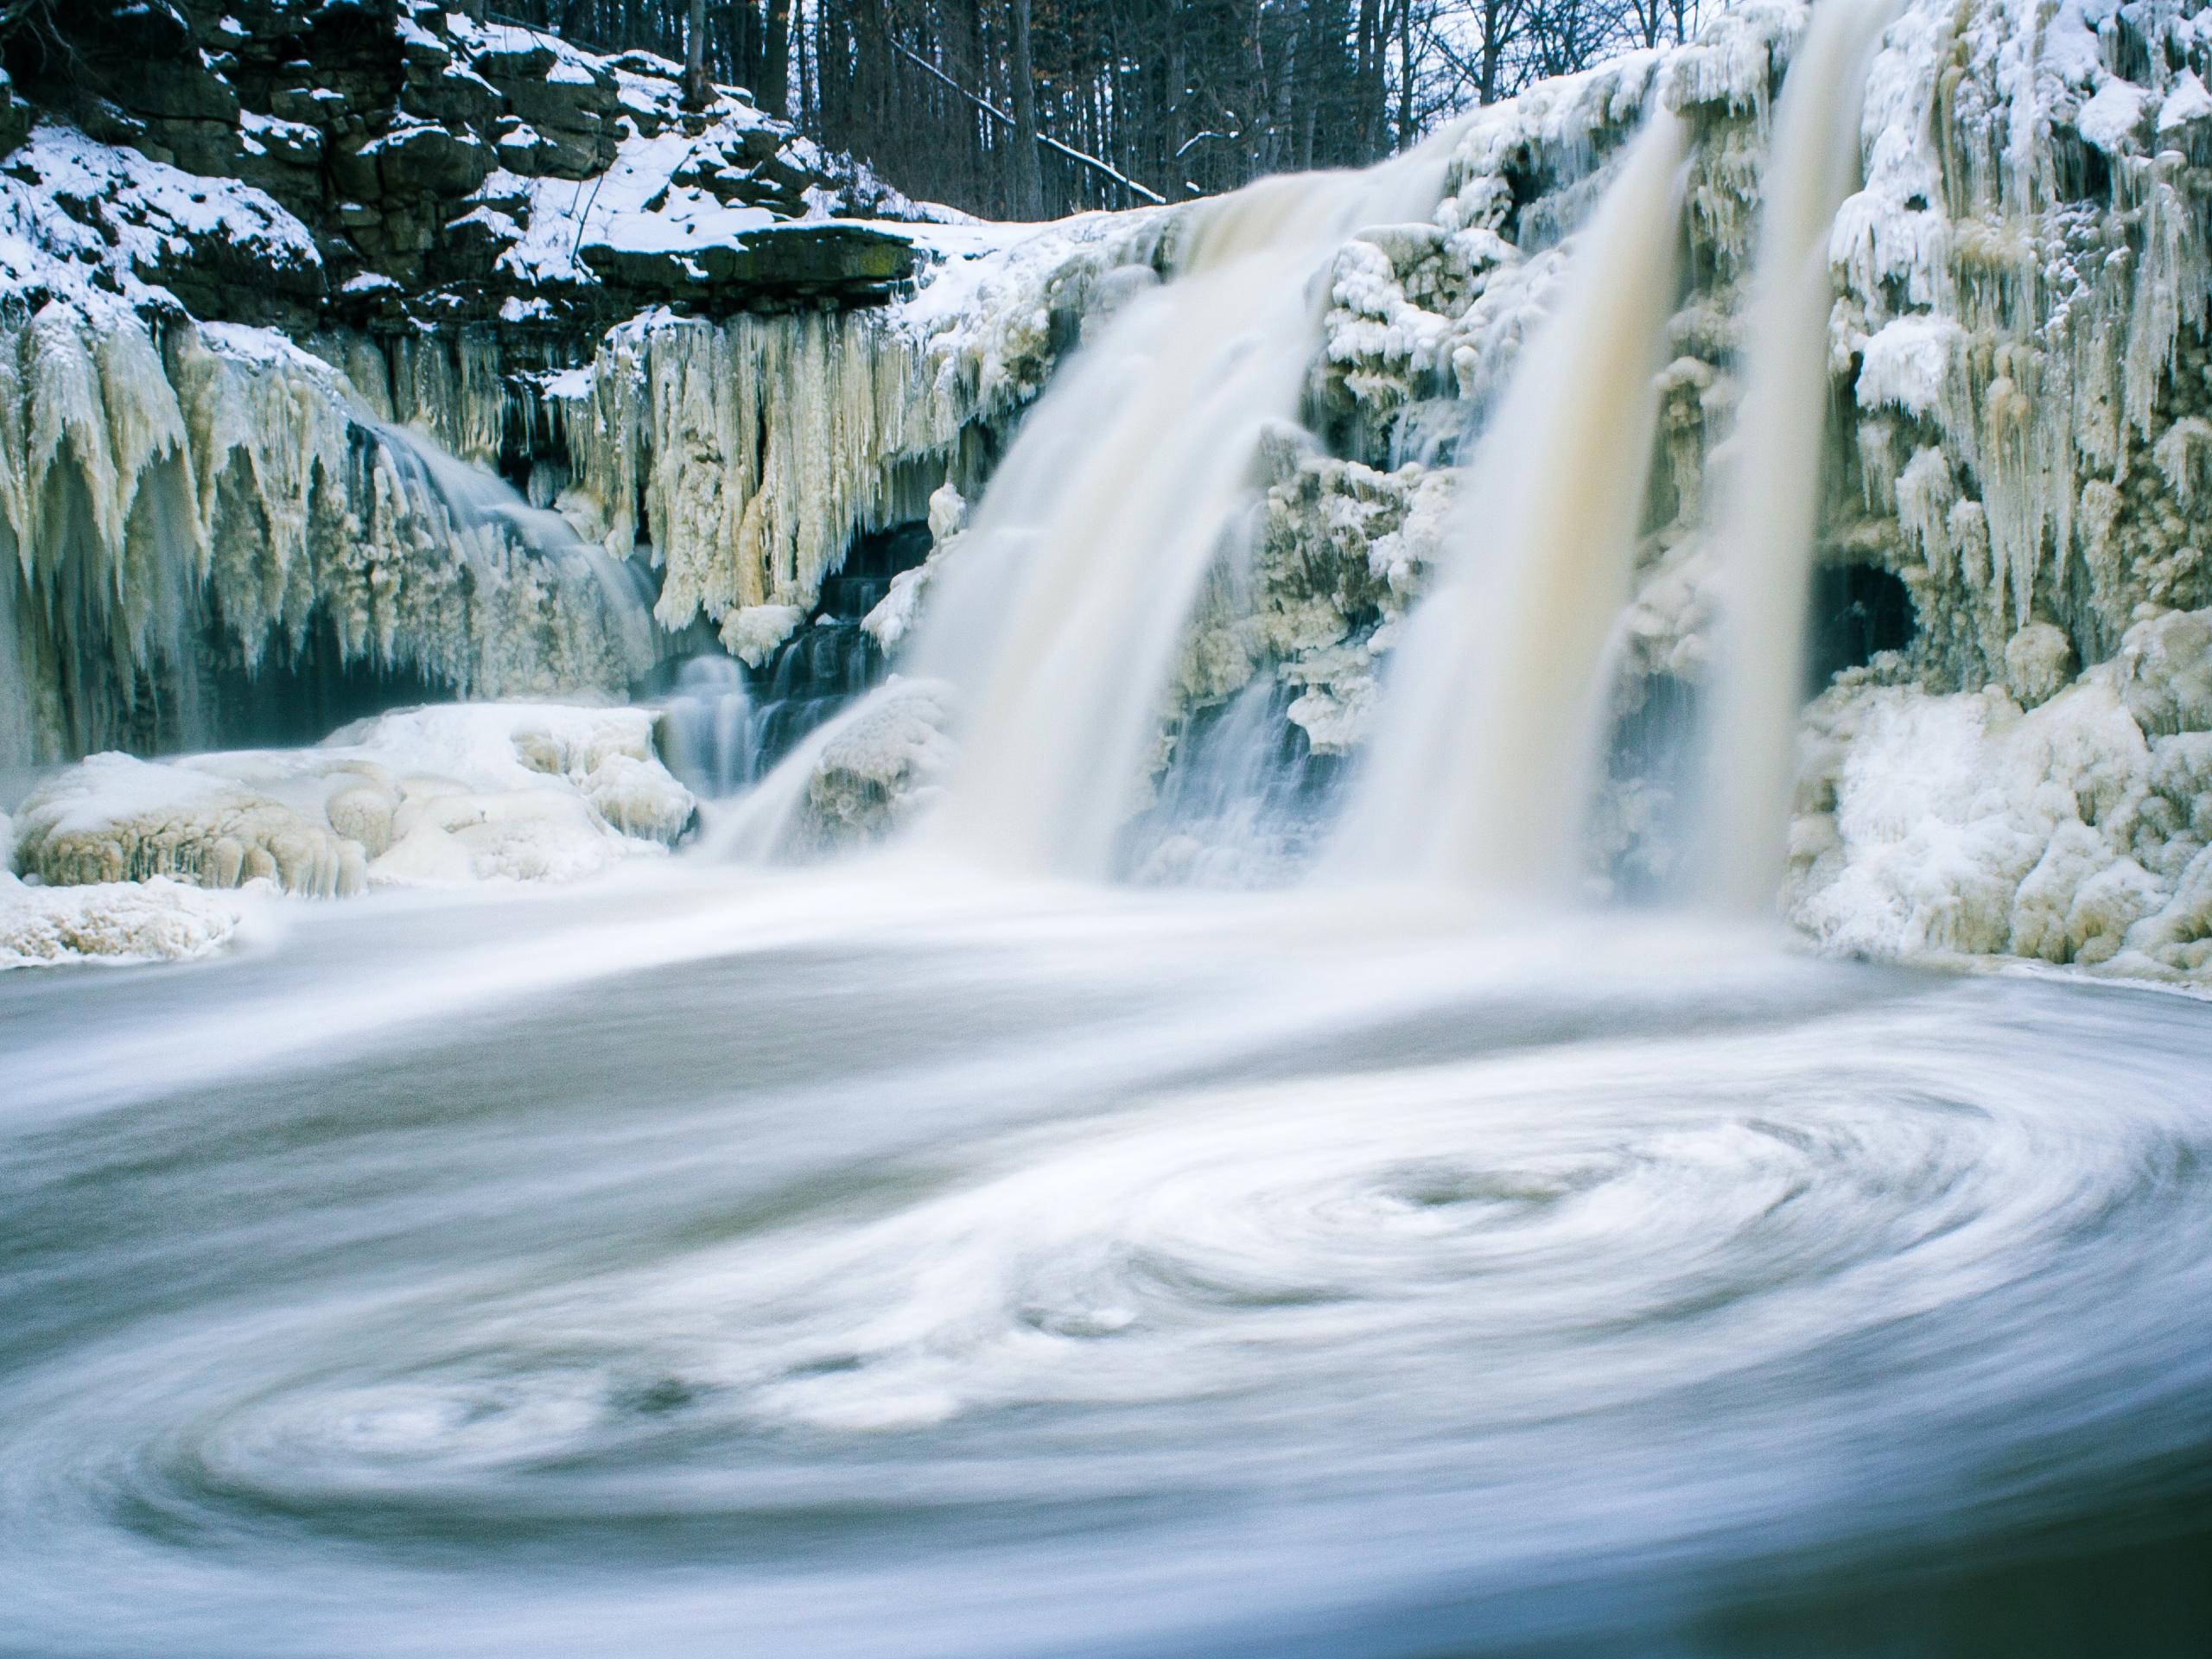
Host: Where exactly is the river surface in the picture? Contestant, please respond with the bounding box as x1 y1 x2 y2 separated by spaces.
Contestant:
3 862 2210 1657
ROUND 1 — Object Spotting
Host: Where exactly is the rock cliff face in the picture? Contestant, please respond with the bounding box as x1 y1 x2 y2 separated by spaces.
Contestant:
0 0 1020 770
3 0 925 329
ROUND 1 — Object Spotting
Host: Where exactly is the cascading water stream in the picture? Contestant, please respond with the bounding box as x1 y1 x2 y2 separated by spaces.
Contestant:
659 654 753 798
902 135 1465 880
660 626 886 800
1696 0 1904 911
1327 111 1688 894
1328 0 1897 906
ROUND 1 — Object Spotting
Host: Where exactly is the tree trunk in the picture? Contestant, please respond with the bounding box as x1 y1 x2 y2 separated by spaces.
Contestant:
1356 0 1381 160
1398 0 1414 148
760 0 792 117
1479 0 1503 104
683 0 709 107
1007 0 1045 219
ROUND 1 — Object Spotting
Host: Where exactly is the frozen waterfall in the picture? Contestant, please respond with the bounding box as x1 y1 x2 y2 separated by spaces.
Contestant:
0 310 657 770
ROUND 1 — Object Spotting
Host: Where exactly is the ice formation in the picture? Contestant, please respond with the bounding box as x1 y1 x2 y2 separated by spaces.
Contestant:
527 206 1160 668
0 299 655 769
552 308 963 664
1790 607 2212 979
10 703 694 897
0 869 251 969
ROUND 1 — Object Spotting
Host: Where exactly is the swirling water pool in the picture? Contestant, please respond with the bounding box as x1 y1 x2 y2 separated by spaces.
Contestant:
3 865 2209 1657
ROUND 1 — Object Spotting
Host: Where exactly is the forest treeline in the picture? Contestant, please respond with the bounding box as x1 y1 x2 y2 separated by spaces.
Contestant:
493 0 1710 217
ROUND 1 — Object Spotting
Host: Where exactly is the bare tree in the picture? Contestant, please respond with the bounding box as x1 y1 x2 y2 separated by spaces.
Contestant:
497 0 1709 217
1006 0 1045 215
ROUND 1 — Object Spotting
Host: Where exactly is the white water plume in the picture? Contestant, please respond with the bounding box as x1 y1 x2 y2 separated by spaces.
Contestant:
1329 112 1688 894
1699 0 1904 912
903 137 1463 879
658 655 754 798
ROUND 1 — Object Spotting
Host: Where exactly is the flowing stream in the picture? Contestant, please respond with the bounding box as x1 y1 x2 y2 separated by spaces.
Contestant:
3 868 2212 1656
908 134 1462 879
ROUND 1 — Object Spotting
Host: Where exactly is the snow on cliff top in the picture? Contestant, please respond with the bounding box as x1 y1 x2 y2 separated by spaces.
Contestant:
0 123 321 315
487 137 780 287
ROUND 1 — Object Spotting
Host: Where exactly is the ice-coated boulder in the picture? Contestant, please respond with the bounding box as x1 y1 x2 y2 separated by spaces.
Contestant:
0 872 249 969
10 703 697 899
1788 607 2212 980
801 678 960 844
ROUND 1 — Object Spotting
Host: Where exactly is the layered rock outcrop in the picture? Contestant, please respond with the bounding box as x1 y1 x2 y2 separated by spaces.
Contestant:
3 0 925 328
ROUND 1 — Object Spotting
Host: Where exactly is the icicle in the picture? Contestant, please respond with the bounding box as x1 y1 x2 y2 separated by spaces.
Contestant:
1896 445 1960 575
555 308 964 667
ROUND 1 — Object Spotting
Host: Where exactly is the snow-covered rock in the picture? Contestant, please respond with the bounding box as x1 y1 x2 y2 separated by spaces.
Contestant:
10 703 695 899
0 872 250 970
1789 608 2212 980
800 679 960 844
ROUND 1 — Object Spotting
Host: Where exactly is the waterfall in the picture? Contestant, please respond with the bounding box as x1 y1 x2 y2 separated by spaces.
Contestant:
658 655 753 798
1328 111 1688 894
1123 674 1341 886
661 623 887 802
1697 0 1902 912
902 135 1463 880
713 0 1902 904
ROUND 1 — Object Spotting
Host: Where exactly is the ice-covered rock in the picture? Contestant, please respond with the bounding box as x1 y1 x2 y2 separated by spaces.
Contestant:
10 703 696 898
800 679 960 844
0 871 249 970
15 753 367 896
707 677 957 861
1789 608 2212 980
